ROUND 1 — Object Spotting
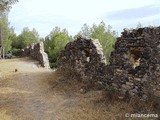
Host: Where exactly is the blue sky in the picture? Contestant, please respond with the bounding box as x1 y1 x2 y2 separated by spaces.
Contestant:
8 0 160 37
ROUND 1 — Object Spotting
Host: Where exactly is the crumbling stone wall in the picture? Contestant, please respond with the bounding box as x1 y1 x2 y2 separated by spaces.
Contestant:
59 27 160 101
108 27 160 99
21 42 50 69
59 37 106 84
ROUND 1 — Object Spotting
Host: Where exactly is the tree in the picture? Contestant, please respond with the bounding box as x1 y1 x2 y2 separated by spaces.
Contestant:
91 21 117 63
44 27 72 68
14 27 39 49
81 23 91 38
0 0 18 58
136 22 143 29
10 27 17 48
0 12 11 58
0 0 18 12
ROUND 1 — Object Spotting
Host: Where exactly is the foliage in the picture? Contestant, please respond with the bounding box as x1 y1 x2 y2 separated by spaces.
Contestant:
0 0 18 12
44 27 72 68
75 21 117 63
74 24 91 39
0 0 18 57
13 27 39 49
9 27 17 49
91 22 117 63
0 13 11 54
136 22 143 29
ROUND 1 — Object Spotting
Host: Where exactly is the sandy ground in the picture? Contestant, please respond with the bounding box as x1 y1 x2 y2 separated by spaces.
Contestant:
0 58 115 120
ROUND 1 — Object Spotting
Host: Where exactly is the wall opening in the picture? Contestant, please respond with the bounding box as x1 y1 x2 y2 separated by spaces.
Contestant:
128 47 143 69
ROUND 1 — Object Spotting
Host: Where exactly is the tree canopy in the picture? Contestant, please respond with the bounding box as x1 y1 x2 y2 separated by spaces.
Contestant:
0 0 18 12
12 27 39 49
0 13 11 54
44 27 72 68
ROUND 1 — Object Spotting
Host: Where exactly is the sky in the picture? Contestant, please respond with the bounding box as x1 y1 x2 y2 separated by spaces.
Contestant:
8 0 160 37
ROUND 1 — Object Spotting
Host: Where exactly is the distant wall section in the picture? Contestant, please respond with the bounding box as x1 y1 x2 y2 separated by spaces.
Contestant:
21 42 50 69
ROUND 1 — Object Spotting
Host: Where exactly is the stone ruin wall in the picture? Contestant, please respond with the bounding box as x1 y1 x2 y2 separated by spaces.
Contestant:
59 37 106 85
108 27 160 100
59 27 160 101
20 42 50 69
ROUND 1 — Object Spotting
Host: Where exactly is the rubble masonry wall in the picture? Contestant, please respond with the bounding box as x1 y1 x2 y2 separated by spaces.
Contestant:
59 27 160 100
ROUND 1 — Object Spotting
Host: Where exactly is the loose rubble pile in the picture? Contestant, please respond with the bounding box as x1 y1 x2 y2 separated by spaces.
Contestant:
59 37 106 84
107 27 160 100
59 27 160 101
21 42 50 69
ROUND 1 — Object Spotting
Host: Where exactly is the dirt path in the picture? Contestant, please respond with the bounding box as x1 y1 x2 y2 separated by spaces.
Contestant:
0 58 159 120
0 58 56 120
0 58 115 120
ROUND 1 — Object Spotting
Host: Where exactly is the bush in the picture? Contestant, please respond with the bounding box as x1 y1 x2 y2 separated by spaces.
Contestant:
44 27 72 68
